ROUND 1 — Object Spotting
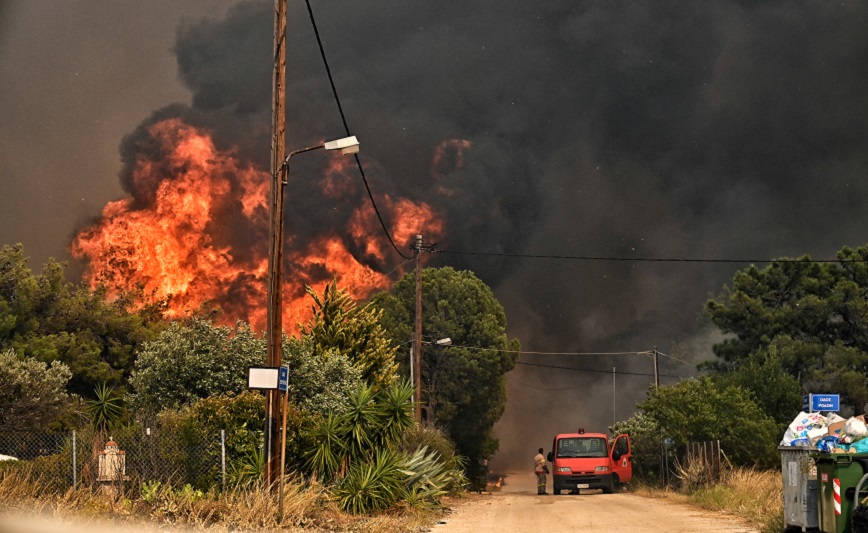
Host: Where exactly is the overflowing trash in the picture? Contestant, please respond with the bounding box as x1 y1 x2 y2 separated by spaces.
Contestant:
781 411 868 452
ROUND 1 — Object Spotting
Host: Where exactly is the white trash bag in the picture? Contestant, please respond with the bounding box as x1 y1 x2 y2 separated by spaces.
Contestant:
781 411 827 446
843 417 868 440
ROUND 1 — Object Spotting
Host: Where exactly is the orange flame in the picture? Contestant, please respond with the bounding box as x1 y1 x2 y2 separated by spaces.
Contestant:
71 118 445 332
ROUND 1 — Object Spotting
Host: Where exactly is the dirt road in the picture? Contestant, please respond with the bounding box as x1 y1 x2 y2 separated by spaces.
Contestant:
432 473 759 533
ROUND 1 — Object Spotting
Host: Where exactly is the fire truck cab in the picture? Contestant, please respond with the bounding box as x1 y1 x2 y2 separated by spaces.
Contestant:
546 429 632 494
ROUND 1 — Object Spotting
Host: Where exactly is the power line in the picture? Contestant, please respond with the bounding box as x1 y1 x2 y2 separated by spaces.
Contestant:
436 249 863 264
515 360 685 379
520 350 652 356
445 343 654 357
303 0 412 260
655 350 696 367
506 374 588 391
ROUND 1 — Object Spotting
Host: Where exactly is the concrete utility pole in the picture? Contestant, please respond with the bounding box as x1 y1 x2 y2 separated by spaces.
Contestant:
265 0 287 487
653 347 660 388
413 235 424 424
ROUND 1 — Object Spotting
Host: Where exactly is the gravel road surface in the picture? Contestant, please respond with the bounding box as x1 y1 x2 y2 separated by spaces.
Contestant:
432 472 759 533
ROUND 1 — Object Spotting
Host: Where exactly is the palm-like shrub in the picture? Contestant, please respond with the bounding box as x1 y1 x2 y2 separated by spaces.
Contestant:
303 380 463 514
334 448 404 515
305 412 347 480
343 384 383 458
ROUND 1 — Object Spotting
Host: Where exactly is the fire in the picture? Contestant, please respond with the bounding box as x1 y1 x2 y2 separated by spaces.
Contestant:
71 118 445 332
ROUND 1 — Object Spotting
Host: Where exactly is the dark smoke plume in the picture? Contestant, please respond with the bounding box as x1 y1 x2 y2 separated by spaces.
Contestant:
87 0 868 468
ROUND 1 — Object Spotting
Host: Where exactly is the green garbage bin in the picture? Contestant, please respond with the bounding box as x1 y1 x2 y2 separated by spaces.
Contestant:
816 453 868 533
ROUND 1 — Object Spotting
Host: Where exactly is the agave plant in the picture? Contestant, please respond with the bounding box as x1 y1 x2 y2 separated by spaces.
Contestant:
400 447 451 508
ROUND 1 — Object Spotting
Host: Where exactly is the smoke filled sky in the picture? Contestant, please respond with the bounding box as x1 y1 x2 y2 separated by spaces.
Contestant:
3 1 868 463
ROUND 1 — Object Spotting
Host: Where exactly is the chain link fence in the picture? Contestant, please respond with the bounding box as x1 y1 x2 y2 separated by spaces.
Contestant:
0 423 258 492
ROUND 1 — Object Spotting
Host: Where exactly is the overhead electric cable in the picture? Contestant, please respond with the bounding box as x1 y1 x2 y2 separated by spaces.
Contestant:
654 351 696 367
436 250 862 264
506 374 590 391
304 0 412 260
515 360 684 379
444 343 653 357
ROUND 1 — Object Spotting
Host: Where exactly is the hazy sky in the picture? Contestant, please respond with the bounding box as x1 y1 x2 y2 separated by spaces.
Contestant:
3 0 868 464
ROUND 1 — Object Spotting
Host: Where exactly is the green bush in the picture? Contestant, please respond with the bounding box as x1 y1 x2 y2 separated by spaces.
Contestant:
334 448 404 515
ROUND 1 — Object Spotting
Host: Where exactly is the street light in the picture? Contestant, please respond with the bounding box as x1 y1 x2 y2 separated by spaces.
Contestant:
278 136 360 183
265 134 360 487
410 336 452 424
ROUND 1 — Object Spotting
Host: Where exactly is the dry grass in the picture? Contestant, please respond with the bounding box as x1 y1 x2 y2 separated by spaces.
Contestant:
0 469 441 532
632 468 783 533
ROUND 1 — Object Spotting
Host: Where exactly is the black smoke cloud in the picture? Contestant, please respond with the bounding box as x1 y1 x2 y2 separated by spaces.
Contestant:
108 0 868 465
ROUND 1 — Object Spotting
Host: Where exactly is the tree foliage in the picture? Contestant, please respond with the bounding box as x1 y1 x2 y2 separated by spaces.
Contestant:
282 339 363 416
371 266 519 486
128 318 264 413
0 349 72 432
0 243 164 397
637 377 780 468
706 246 868 414
300 280 398 389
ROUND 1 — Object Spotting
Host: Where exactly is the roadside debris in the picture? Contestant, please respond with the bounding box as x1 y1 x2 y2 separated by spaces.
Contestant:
780 411 868 452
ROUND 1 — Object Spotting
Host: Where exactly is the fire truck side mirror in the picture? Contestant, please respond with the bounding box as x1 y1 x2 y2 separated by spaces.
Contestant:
547 451 553 462
612 450 622 462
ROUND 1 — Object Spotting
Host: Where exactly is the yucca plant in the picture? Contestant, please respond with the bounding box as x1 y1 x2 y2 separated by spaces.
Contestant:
343 383 384 458
380 380 415 445
227 445 265 487
86 382 125 434
304 412 347 481
334 448 405 514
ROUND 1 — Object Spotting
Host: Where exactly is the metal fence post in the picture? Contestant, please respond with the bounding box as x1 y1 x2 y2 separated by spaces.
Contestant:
221 429 226 490
72 430 77 488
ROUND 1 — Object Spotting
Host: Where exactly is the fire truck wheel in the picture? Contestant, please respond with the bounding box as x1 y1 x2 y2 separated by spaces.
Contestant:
601 478 614 494
552 488 560 495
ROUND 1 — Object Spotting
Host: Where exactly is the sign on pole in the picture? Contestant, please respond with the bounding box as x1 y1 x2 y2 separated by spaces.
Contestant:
278 366 288 392
803 394 840 413
247 367 280 390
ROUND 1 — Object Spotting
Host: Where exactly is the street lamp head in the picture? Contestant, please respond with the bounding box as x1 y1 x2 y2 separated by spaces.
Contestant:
323 135 359 155
434 337 452 346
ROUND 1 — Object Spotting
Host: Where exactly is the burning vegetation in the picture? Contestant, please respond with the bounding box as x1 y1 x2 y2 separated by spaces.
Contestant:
71 118 444 331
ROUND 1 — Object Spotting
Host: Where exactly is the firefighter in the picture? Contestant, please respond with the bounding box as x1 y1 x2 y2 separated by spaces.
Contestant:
534 447 548 495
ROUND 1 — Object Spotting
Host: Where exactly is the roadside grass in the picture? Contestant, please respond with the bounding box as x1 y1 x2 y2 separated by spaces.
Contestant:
632 467 783 533
0 469 441 532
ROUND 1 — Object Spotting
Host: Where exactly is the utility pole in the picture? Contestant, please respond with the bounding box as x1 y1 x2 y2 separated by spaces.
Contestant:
412 234 436 423
612 367 616 425
653 347 659 388
413 235 424 424
265 0 287 487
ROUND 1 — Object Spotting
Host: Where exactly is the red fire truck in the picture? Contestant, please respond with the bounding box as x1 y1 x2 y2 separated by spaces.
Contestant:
546 429 632 494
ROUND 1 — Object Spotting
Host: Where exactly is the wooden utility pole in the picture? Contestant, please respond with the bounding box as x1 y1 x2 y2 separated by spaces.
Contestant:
413 234 424 424
265 0 287 487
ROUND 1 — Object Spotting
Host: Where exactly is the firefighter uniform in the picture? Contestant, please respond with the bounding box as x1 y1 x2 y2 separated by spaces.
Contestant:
534 449 547 495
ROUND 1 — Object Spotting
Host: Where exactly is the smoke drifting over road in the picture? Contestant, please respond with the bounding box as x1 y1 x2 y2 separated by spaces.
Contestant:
3 1 868 468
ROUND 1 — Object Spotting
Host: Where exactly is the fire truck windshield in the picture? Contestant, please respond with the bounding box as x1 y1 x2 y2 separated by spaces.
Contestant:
555 437 607 458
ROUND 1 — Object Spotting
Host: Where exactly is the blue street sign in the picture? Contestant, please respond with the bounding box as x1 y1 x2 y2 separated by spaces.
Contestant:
803 394 840 413
278 366 288 392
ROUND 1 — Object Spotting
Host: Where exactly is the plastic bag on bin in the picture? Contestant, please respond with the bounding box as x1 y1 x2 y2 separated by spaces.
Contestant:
845 417 868 440
817 436 839 453
841 439 868 453
781 411 828 446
